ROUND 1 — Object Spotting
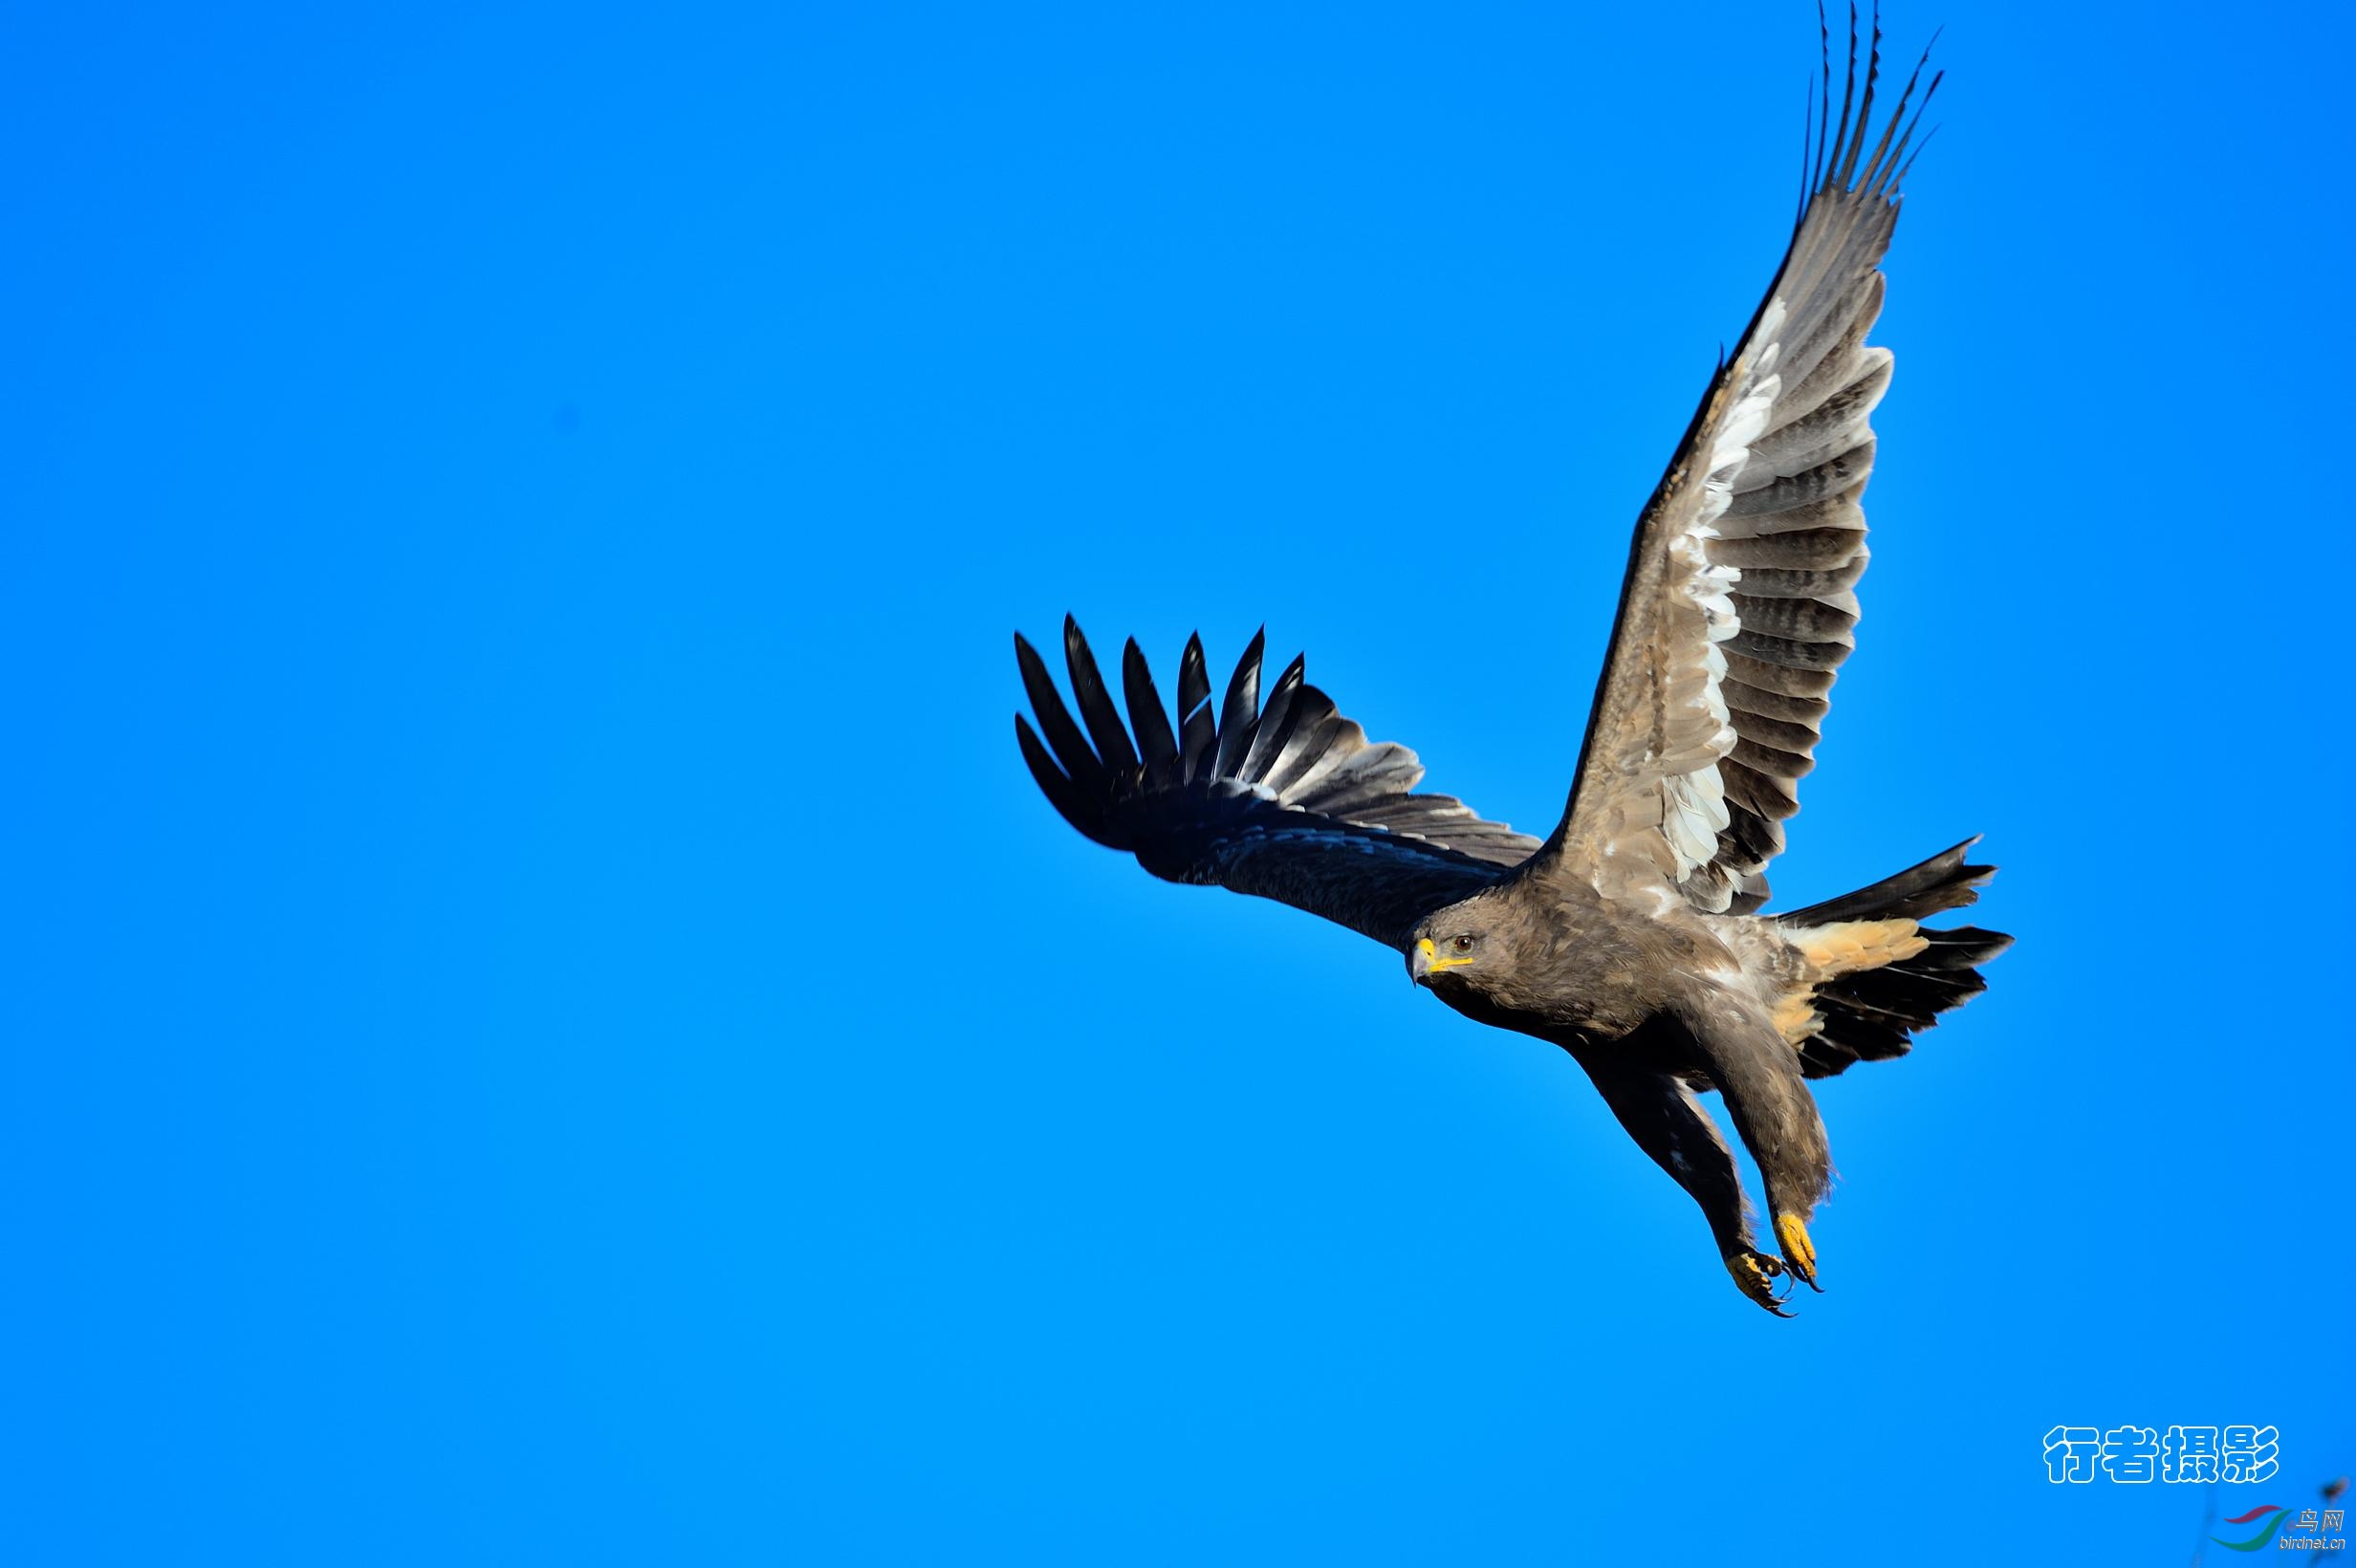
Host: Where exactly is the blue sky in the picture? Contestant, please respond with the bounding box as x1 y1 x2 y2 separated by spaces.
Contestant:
8 1 2351 1562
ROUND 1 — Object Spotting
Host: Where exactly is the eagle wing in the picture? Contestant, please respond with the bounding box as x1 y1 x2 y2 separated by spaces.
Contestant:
1017 619 1538 949
1538 23 1937 915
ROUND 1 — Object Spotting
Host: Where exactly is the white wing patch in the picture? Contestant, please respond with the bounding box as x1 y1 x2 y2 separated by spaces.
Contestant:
1638 302 1791 908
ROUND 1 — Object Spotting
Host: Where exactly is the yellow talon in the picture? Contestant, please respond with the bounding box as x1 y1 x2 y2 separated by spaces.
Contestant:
1775 1211 1819 1288
1724 1251 1792 1317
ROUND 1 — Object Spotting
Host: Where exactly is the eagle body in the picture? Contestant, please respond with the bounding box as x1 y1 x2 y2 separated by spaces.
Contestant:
1450 878 1736 1021
1412 882 1858 1254
1012 16 2008 1314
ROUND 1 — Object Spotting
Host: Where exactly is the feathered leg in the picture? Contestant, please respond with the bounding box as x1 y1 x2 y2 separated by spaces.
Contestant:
1569 1047 1791 1316
1676 998 1834 1290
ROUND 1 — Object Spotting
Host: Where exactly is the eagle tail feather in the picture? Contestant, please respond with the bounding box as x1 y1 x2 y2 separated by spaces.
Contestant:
1773 838 2012 1079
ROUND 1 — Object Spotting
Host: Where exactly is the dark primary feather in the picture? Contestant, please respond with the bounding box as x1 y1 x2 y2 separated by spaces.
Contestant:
1176 636 1215 780
1120 640 1179 778
1063 621 1138 774
1014 619 1539 948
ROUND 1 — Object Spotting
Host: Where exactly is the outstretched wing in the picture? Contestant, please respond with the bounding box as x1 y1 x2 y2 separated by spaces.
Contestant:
1016 618 1538 948
1538 16 1938 915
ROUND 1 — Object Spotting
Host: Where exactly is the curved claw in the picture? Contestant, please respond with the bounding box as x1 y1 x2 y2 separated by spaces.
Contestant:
1775 1212 1823 1293
1724 1249 1794 1317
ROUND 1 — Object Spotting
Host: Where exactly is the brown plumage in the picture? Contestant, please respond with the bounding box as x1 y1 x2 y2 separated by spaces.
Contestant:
1012 11 2007 1315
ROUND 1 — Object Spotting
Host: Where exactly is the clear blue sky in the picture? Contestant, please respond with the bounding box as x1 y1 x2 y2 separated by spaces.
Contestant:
8 1 2350 1562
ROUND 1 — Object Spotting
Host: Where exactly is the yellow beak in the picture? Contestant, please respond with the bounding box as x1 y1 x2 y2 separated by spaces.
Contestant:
1411 937 1472 985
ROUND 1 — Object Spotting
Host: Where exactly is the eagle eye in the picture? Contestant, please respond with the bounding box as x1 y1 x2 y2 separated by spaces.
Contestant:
1451 933 1475 954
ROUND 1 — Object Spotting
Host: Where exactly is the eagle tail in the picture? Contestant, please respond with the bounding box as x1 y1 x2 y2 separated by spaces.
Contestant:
1771 838 2012 1080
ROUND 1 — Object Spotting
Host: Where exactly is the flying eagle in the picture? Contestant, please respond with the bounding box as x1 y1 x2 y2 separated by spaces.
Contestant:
1012 14 2006 1314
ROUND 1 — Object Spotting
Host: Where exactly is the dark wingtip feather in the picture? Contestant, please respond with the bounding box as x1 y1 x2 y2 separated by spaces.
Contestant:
1807 2 1939 203
1831 1 1883 190
1238 653 1308 781
1016 712 1123 848
1015 629 1106 787
1121 637 1181 778
1890 98 1942 191
1013 621 1538 884
1861 35 1941 197
1822 2 1860 193
1062 616 1140 775
1211 628 1268 779
1803 0 1832 218
1177 633 1215 781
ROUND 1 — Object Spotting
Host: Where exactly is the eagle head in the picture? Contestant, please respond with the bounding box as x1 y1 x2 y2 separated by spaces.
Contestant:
1408 906 1498 989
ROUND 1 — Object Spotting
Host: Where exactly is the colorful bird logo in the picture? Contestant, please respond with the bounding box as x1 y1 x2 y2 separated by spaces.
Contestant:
2210 1504 2289 1552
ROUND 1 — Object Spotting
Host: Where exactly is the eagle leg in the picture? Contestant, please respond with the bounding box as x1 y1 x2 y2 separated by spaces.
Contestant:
1673 998 1834 1293
1566 1046 1797 1316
